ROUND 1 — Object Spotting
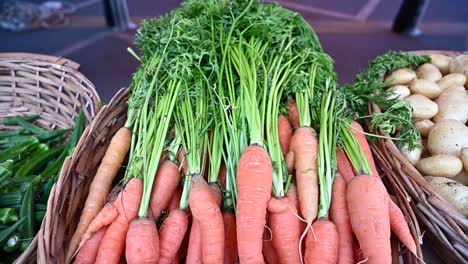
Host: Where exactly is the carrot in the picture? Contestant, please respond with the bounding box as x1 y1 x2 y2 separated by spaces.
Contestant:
189 175 224 264
389 199 417 255
330 174 354 264
267 188 301 263
125 218 159 264
73 226 107 264
287 127 319 224
167 186 183 213
223 210 238 264
346 122 417 255
186 221 202 264
262 229 279 264
236 145 273 263
95 178 143 264
286 184 306 255
288 101 300 129
80 203 118 245
278 115 292 156
67 127 131 261
353 237 365 263
150 160 181 219
304 219 339 264
336 148 355 184
159 209 189 264
218 163 227 190
347 175 391 264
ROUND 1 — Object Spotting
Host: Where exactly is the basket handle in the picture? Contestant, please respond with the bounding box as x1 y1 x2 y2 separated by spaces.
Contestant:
0 52 81 70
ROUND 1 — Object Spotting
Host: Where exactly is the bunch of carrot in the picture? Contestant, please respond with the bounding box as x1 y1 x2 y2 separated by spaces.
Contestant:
64 1 418 264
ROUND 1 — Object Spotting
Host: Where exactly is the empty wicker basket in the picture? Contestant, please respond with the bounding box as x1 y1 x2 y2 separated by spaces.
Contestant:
369 51 468 264
0 52 101 263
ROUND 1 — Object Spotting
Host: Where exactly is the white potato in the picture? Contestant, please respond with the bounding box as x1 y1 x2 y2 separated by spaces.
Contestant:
433 86 468 123
461 148 468 174
401 142 422 165
387 85 411 100
437 73 466 90
425 176 468 217
427 119 468 156
449 54 468 89
405 94 438 119
414 119 434 137
409 79 442 99
417 63 442 82
429 54 452 74
385 68 416 86
416 154 462 177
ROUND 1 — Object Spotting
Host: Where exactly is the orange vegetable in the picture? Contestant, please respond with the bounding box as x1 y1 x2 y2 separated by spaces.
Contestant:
186 221 202 264
278 115 292 156
262 229 279 264
125 218 159 264
73 226 107 264
223 210 238 264
304 219 339 264
236 145 273 263
158 209 189 264
67 127 131 261
288 101 300 129
150 160 181 219
95 178 143 264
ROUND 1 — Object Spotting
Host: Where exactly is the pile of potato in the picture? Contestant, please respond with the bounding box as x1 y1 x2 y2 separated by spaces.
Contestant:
385 53 468 217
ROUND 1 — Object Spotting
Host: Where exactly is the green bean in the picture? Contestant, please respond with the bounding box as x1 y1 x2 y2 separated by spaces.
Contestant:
0 193 22 207
40 148 68 180
19 187 34 239
0 208 19 225
0 135 37 149
3 115 39 126
15 146 64 178
0 138 39 163
34 211 46 222
68 110 85 154
37 129 70 143
7 118 46 135
0 217 25 244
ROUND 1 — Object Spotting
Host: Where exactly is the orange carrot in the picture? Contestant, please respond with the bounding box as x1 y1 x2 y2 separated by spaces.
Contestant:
158 209 189 264
186 221 202 264
287 127 319 224
267 187 301 263
336 148 355 184
236 145 273 263
353 237 365 263
167 186 183 213
349 122 417 255
287 184 306 256
288 101 300 130
347 175 391 264
389 199 417 255
67 127 131 261
73 226 107 264
278 115 292 156
95 178 143 264
125 218 159 264
262 229 279 264
150 160 181 219
80 203 118 245
330 174 354 264
304 219 339 264
189 175 224 263
223 210 238 264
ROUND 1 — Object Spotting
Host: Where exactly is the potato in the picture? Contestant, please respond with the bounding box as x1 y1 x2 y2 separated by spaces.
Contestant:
433 86 468 123
449 54 468 89
461 148 468 173
453 171 468 186
387 85 410 100
437 73 466 90
425 176 468 217
427 119 468 156
385 68 416 86
405 94 438 119
416 154 462 177
429 54 452 74
416 63 442 82
409 79 442 99
401 142 422 165
414 119 434 137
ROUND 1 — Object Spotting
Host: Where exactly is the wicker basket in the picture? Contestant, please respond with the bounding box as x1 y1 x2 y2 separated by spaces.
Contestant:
29 87 129 264
369 51 468 264
0 52 101 263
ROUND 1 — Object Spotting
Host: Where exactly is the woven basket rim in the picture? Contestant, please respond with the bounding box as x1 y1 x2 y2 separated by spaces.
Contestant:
0 52 80 70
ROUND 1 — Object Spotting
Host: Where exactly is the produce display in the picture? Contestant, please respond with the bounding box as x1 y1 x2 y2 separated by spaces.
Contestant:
62 1 426 264
0 113 85 261
381 54 468 217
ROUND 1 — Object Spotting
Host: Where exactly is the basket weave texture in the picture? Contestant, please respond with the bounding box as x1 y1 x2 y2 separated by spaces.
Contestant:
0 53 100 130
369 50 468 264
0 52 101 264
32 88 129 264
